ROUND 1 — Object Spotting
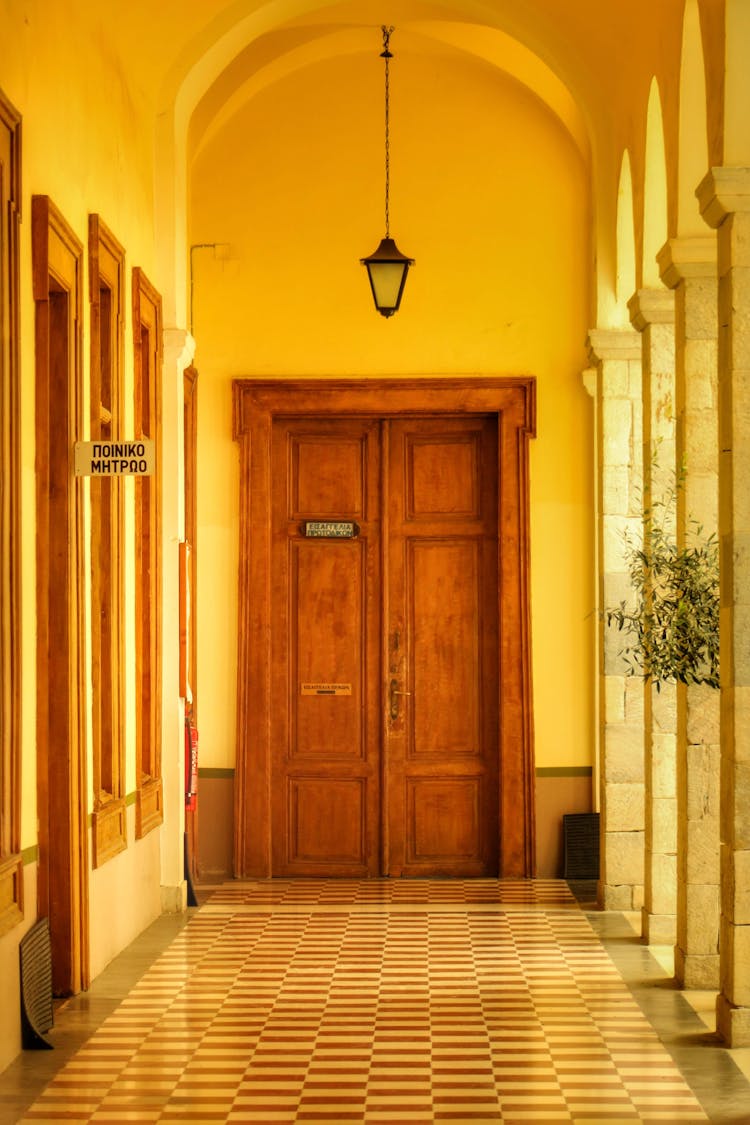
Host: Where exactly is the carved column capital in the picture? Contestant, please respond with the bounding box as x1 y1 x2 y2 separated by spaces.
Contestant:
587 327 641 366
658 237 717 289
627 288 675 333
697 167 750 229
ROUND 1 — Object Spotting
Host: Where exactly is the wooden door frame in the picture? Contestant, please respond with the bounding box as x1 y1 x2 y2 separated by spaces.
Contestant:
183 363 199 883
132 268 164 838
0 89 23 936
32 195 89 992
232 377 537 878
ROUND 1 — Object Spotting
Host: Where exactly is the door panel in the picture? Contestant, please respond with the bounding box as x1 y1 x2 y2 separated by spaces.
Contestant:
292 541 364 757
410 540 481 753
292 432 366 515
406 431 483 518
234 378 536 880
407 778 482 863
271 419 381 876
288 777 367 864
386 418 498 876
271 413 498 877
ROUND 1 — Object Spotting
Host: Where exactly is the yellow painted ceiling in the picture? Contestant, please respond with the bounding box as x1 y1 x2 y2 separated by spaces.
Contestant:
95 0 689 158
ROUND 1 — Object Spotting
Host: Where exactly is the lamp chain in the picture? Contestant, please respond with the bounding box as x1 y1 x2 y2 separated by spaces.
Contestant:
381 25 394 238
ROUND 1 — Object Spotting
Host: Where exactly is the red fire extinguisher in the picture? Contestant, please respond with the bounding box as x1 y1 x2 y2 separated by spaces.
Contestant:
185 714 198 811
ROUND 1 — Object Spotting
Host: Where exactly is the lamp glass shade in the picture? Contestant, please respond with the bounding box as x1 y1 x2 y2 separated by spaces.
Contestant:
361 237 414 317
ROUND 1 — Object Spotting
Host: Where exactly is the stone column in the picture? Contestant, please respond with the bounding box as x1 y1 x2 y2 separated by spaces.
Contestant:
587 329 645 911
659 238 720 989
159 326 196 913
698 168 750 1045
628 289 678 945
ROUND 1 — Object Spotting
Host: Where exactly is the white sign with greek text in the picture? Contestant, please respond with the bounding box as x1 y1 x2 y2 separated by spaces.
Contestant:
74 440 155 477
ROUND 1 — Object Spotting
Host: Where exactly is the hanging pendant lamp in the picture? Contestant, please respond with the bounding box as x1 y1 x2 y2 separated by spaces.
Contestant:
361 26 414 318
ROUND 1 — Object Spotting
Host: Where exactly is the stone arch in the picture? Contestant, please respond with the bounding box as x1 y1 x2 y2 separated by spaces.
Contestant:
153 5 594 333
643 77 668 286
678 0 710 235
694 0 723 167
616 149 636 320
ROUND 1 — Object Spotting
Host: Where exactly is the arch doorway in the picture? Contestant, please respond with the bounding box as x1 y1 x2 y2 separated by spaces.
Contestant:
232 378 536 878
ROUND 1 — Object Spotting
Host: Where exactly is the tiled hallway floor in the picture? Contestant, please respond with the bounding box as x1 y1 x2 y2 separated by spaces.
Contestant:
2 880 750 1123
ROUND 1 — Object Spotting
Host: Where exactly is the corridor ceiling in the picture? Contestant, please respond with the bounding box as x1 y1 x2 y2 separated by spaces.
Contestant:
102 0 694 172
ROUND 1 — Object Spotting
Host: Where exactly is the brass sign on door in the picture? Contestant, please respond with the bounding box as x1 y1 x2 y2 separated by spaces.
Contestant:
301 683 353 696
302 521 359 539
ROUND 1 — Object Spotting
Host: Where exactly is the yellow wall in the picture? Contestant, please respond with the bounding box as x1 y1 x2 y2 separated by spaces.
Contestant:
1 2 165 848
0 2 168 1026
189 47 594 771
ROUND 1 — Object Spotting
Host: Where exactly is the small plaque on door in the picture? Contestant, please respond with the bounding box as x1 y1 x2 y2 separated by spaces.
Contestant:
301 683 352 696
302 521 359 539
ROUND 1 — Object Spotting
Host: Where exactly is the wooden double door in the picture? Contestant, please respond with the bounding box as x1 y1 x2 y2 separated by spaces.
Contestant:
233 379 536 879
272 415 498 877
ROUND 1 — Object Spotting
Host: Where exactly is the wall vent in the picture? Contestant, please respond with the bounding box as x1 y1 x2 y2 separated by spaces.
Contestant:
19 917 54 1049
563 812 600 880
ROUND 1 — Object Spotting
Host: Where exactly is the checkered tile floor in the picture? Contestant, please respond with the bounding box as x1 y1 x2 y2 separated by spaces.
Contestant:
201 878 577 910
9 880 734 1122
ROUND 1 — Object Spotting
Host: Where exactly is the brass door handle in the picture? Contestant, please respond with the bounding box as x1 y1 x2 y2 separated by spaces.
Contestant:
389 678 412 721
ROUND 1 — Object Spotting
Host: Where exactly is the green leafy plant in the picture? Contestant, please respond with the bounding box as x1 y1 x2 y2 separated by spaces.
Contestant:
606 470 719 691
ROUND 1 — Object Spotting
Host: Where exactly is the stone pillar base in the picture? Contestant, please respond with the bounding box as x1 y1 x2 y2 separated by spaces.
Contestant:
641 910 676 945
600 882 644 912
675 948 720 990
161 881 188 914
717 992 750 1047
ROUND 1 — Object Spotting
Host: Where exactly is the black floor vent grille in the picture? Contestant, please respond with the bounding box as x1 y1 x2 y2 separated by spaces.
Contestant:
563 812 600 880
19 917 54 1049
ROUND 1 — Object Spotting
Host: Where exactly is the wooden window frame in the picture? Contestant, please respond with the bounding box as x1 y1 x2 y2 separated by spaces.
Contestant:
132 267 163 837
89 216 126 866
0 89 22 936
32 194 89 993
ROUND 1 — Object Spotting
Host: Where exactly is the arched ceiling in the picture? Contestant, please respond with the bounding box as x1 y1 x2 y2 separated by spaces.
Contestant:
104 0 686 172
186 19 590 164
101 0 694 327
